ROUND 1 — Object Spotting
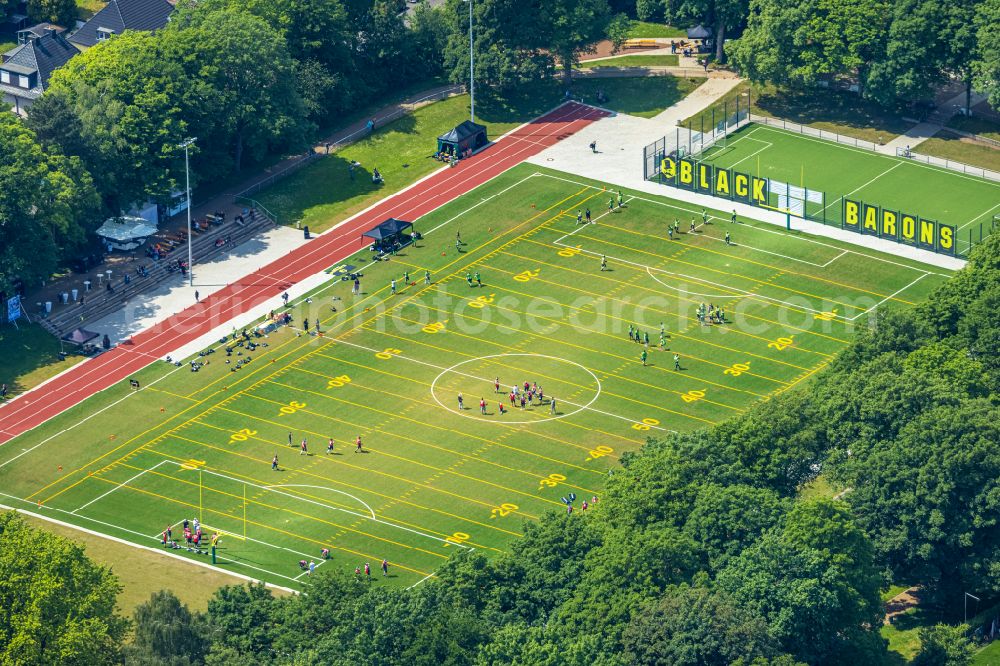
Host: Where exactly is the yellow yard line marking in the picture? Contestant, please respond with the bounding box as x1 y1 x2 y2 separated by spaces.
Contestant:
494 246 850 347
292 361 615 474
236 391 567 508
547 213 918 304
358 325 723 426
263 375 601 493
114 461 450 560
85 471 436 576
158 431 524 538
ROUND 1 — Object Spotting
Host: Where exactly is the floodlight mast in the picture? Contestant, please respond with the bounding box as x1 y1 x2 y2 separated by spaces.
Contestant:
464 0 474 122
178 137 196 288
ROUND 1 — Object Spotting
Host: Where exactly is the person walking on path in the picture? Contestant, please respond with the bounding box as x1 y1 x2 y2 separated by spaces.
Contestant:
195 290 200 303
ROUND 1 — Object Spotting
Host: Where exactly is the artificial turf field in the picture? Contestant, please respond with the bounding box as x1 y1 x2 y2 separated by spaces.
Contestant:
696 123 1000 254
0 163 954 589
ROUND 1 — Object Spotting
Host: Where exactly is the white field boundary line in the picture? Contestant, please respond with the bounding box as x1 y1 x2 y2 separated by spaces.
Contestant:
561 197 845 270
0 497 300 592
817 161 903 216
699 125 765 160
536 171 950 277
423 173 540 237
726 139 774 171
176 462 472 552
645 267 746 300
0 359 192 468
751 124 1000 188
553 221 914 325
957 201 1000 233
844 274 928 321
549 228 843 318
71 460 168 514
408 571 436 589
552 196 631 245
331 337 676 434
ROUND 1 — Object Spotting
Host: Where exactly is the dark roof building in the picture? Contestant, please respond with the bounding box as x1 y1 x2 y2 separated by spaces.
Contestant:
68 0 174 50
1 28 76 115
18 22 66 43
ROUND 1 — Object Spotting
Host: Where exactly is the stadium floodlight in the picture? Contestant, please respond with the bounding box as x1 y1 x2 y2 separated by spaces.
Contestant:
463 0 474 122
966 592 980 624
178 138 196 288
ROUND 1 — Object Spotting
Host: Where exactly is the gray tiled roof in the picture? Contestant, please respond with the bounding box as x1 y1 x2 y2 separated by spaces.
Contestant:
0 30 76 98
69 0 174 48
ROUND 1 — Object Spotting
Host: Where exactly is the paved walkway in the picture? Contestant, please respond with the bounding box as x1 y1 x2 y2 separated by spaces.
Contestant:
878 89 988 156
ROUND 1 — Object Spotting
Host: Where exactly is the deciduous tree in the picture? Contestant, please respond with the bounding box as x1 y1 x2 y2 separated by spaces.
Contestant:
0 512 127 665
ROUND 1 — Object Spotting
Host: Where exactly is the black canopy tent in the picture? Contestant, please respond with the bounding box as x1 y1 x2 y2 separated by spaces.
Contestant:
362 218 414 254
686 24 711 39
59 327 101 356
437 120 488 156
62 327 99 344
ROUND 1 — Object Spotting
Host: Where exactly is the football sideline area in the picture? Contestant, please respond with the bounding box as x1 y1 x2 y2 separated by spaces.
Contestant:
697 122 1000 254
0 162 952 589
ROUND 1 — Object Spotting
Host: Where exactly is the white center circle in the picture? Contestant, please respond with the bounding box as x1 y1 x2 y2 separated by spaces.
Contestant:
430 353 602 425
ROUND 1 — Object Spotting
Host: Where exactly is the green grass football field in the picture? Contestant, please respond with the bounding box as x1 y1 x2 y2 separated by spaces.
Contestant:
696 123 1000 254
0 164 953 589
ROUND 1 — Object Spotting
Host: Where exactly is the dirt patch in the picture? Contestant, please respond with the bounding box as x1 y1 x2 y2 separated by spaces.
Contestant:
885 586 921 625
580 39 664 61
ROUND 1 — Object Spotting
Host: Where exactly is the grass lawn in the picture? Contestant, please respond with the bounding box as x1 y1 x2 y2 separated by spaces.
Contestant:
0 163 951 592
16 513 281 615
882 584 910 603
0 40 14 53
917 131 1000 174
882 609 925 662
192 77 449 207
260 78 702 231
0 322 87 396
76 0 105 20
682 82 913 144
627 20 686 38
693 122 1000 254
948 115 1000 143
973 639 1000 664
578 55 680 69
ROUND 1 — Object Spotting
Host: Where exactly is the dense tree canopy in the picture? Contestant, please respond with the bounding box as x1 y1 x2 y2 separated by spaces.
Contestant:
728 0 996 106
0 513 127 665
0 111 100 291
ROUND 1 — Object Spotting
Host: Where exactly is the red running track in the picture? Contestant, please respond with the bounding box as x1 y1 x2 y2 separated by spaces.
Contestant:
0 102 607 446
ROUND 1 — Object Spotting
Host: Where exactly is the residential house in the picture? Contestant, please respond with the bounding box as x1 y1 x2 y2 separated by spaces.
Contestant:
0 27 75 115
68 0 174 50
